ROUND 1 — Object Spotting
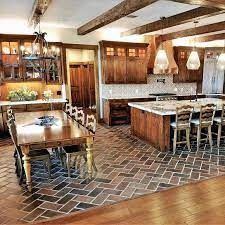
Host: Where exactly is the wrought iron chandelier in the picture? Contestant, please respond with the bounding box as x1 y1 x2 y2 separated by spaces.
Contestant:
20 16 60 78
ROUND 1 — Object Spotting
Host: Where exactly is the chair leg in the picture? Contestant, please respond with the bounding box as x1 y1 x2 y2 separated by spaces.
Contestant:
173 129 177 154
197 126 201 151
186 128 191 151
46 158 51 179
92 156 98 172
66 153 71 177
217 124 222 148
208 126 213 151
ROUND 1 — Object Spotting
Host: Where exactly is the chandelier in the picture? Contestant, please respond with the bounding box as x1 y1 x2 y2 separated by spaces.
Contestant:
20 17 60 79
186 21 200 70
154 17 169 72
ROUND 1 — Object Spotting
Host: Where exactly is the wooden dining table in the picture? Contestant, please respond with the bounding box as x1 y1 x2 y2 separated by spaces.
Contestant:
15 110 95 192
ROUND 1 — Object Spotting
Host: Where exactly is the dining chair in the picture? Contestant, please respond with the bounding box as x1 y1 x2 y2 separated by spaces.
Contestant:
70 106 78 120
170 105 194 154
213 103 225 148
191 104 216 151
64 102 72 115
62 114 97 177
7 107 15 121
76 109 85 126
7 118 52 184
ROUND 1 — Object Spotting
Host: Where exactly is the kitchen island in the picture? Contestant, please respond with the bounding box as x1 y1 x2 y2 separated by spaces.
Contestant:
128 98 225 152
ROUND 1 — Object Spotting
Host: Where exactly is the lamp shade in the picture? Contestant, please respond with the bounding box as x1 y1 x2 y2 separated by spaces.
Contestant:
217 53 225 70
186 50 200 70
154 49 169 71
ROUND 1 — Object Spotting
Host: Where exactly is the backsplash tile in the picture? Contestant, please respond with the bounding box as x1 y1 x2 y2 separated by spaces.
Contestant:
102 75 197 99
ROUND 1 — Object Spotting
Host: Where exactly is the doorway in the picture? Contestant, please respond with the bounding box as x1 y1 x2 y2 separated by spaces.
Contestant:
65 48 99 115
69 62 95 108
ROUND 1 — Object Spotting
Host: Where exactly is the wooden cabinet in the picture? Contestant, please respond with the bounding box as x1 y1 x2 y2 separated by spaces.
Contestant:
103 98 155 126
100 41 148 84
173 46 205 83
0 35 62 84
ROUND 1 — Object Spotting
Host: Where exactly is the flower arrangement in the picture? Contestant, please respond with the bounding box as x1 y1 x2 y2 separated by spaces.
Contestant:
7 87 38 101
43 90 53 101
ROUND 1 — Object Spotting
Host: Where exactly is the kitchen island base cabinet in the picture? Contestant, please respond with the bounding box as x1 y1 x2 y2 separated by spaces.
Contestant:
131 108 171 152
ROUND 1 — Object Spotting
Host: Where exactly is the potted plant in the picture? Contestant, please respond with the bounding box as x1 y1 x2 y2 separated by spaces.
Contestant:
7 87 38 101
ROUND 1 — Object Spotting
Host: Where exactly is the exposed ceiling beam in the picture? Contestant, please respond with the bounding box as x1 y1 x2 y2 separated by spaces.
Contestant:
28 0 52 28
190 33 225 42
160 21 225 41
121 7 223 36
77 0 158 35
168 0 225 10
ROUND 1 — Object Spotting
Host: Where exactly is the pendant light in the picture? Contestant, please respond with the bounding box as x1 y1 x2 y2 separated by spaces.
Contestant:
186 21 200 70
154 17 169 71
217 40 225 70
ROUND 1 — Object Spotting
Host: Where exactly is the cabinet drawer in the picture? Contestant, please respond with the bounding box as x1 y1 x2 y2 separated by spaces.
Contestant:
27 104 50 112
2 105 26 112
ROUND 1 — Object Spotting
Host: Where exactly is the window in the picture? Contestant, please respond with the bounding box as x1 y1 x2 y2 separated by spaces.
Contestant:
106 47 114 56
139 49 146 58
117 48 125 57
128 48 136 57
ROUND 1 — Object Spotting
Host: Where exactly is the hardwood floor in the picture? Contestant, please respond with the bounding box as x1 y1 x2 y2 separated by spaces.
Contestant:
34 175 225 225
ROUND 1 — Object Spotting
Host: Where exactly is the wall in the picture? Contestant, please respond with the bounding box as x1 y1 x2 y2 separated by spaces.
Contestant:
102 75 197 99
0 82 62 100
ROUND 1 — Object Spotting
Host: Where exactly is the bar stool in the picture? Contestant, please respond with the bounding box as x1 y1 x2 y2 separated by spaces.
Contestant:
171 105 194 154
191 104 216 151
213 103 225 148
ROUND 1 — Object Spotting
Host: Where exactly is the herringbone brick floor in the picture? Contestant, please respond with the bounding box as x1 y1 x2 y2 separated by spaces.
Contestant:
0 124 225 224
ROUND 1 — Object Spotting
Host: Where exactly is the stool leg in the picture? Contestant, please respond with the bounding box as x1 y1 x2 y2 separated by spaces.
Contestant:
197 126 201 151
186 128 191 151
208 126 213 152
217 124 222 148
173 129 177 154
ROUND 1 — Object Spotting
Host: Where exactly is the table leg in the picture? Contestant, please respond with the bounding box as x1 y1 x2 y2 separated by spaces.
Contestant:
86 137 94 179
21 145 32 192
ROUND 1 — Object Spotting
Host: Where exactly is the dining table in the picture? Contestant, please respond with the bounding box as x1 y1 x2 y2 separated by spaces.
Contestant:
15 110 95 192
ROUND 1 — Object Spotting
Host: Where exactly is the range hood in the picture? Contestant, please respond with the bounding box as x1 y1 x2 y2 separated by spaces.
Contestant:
145 36 178 75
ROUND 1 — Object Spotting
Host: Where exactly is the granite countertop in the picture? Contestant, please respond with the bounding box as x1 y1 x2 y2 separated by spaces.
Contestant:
102 96 156 100
0 99 67 107
128 98 225 116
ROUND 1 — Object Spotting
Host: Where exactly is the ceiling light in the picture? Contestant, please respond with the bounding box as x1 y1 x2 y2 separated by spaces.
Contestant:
154 17 169 72
187 21 200 70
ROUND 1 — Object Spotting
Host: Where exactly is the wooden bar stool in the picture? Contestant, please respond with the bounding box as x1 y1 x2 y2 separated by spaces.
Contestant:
171 105 194 154
191 104 216 151
213 103 225 148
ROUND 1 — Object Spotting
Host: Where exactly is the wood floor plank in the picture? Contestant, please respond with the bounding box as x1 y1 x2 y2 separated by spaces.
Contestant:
33 175 225 225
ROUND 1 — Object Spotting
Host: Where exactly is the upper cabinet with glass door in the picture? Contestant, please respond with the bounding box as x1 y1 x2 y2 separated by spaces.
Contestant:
0 35 63 84
0 41 23 81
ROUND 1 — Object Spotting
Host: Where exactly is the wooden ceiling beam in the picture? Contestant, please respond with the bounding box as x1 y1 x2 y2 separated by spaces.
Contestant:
77 0 158 35
168 0 225 10
189 33 225 42
28 0 52 28
160 21 225 41
121 7 223 36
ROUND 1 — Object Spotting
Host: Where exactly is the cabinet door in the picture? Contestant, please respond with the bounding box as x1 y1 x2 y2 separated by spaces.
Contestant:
136 58 147 83
114 56 126 83
126 57 137 83
102 56 114 84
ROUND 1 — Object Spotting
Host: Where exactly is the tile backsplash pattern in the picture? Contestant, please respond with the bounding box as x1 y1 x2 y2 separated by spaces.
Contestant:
102 75 197 99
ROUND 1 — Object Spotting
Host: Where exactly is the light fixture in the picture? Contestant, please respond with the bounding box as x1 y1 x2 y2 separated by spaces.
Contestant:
154 17 169 72
217 40 225 70
20 15 60 78
186 21 200 70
